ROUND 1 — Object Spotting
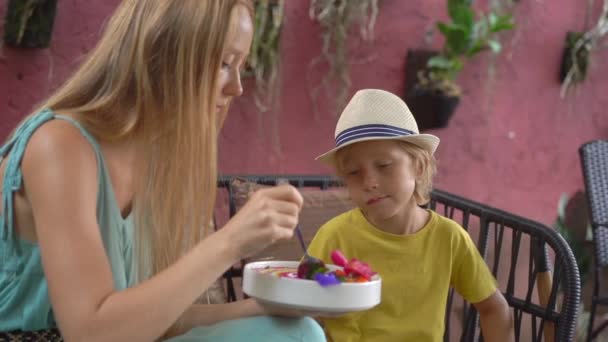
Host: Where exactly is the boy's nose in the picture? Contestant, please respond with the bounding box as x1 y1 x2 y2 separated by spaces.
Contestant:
362 171 379 190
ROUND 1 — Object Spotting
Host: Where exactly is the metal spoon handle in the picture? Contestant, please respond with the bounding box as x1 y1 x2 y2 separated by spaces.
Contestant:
294 225 307 253
275 178 308 254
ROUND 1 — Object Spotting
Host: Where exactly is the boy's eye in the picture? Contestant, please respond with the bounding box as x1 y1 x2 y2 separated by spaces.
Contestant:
346 170 359 176
222 62 231 69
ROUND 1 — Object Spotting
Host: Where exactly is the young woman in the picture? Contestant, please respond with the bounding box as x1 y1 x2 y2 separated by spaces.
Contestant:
0 1 325 341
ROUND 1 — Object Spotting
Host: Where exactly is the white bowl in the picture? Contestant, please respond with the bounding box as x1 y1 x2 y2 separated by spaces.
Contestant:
242 261 382 313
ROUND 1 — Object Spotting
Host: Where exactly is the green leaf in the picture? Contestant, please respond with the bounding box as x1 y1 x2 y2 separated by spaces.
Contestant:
487 40 502 53
490 14 515 32
428 56 464 80
488 12 498 28
447 0 462 15
437 22 451 36
451 58 464 73
427 56 453 70
447 0 471 15
447 3 474 31
437 22 469 55
466 40 487 56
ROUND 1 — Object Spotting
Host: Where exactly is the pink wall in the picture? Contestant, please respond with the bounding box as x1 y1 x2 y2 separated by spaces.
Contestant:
0 0 606 226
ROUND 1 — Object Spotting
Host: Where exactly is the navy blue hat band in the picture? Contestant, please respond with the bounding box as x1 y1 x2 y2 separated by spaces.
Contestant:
335 124 415 147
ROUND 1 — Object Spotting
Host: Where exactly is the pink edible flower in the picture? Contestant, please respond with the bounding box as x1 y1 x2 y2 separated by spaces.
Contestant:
344 259 375 280
329 250 376 280
330 250 348 267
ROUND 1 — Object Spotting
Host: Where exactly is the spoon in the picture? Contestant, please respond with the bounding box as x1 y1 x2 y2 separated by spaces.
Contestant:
275 178 326 278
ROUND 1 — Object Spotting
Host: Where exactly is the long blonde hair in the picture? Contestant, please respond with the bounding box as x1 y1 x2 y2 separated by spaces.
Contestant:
39 0 253 279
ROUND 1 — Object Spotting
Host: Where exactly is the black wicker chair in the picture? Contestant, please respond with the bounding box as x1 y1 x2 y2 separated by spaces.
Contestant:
579 140 608 341
5 175 579 341
218 175 581 342
430 189 579 342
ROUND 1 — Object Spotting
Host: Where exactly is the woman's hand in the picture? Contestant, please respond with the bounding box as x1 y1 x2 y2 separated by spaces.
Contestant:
221 184 304 259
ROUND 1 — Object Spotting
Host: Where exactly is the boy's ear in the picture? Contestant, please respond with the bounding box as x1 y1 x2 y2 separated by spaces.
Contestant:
415 158 427 179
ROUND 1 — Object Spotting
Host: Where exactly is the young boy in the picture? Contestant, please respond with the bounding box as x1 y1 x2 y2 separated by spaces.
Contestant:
308 89 513 341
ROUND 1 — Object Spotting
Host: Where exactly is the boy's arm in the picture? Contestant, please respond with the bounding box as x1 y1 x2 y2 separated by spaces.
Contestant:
474 290 514 342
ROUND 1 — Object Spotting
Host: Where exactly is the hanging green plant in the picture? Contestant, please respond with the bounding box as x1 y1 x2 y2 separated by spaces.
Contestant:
560 0 608 98
308 0 379 114
559 32 590 85
242 0 285 113
3 0 58 48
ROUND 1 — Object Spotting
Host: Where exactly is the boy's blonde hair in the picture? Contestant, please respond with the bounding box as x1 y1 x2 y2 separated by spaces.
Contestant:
28 0 253 279
397 141 437 205
335 140 437 205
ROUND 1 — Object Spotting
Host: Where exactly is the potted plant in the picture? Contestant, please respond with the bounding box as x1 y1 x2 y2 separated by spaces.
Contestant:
3 0 58 48
405 0 514 131
559 0 608 98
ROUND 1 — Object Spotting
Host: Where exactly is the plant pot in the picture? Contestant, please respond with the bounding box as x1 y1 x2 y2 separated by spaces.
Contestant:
3 0 58 48
406 89 460 131
404 49 460 131
559 31 589 83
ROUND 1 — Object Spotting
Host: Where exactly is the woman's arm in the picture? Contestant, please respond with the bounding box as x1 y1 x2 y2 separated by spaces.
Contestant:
23 122 302 342
170 298 343 336
474 290 514 342
169 299 262 336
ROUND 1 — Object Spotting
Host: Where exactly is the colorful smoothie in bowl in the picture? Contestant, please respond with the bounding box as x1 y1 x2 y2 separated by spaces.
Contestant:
243 250 382 312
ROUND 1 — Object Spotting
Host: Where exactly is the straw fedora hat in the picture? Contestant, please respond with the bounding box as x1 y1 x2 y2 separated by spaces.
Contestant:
316 89 440 166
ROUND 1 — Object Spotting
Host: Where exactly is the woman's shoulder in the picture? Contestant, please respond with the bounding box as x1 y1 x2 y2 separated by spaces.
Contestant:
20 115 100 197
22 115 98 168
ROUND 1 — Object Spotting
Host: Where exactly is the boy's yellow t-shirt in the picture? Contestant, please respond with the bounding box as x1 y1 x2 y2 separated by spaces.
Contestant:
307 208 497 342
